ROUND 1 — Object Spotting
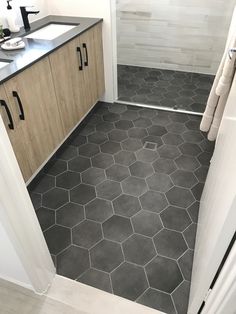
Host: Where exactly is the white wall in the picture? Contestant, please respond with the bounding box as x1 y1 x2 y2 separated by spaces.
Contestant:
0 221 31 288
47 0 116 103
0 0 48 28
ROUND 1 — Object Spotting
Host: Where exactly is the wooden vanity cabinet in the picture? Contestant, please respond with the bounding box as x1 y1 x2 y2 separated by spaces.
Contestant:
1 58 64 181
49 22 105 134
0 22 105 182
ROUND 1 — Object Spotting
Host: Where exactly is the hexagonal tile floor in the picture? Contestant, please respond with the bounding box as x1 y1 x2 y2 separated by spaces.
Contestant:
118 65 214 113
28 101 214 314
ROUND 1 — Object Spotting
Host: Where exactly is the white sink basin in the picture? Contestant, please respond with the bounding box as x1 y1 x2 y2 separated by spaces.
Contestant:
25 23 77 40
0 61 11 69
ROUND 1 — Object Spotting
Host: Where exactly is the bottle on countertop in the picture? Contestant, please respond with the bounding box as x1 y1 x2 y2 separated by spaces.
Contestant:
5 0 20 33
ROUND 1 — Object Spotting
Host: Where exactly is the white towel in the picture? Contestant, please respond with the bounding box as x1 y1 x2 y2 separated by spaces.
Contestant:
200 8 236 141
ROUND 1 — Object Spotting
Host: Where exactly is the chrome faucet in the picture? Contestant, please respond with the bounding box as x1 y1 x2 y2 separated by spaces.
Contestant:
20 6 40 31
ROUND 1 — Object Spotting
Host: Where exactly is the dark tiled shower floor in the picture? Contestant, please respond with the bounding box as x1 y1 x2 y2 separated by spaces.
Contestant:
118 65 214 113
28 102 214 314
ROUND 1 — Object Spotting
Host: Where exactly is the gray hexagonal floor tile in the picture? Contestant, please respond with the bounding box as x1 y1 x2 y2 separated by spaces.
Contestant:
113 194 141 217
175 155 200 171
90 239 123 272
103 215 133 242
187 201 200 223
121 138 143 151
132 210 162 237
44 159 67 176
133 117 152 128
101 141 121 155
70 184 96 205
57 245 89 279
145 256 183 293
115 120 134 130
183 131 204 143
91 153 114 169
82 168 105 186
172 281 191 314
56 203 84 228
171 170 198 188
85 198 113 223
148 125 167 136
111 262 148 301
33 175 55 194
137 288 176 314
194 166 209 183
29 192 41 210
140 190 168 213
154 229 187 259
78 268 112 293
103 112 120 122
147 173 173 193
183 223 197 249
96 121 114 133
56 171 81 190
68 156 91 173
79 143 100 157
109 103 127 114
56 145 78 161
36 207 55 231
114 150 136 166
121 110 139 121
108 129 128 142
160 206 191 232
166 122 186 134
88 132 108 145
162 133 184 146
139 108 157 119
158 145 181 159
166 187 195 208
72 220 102 249
121 176 148 197
70 134 87 147
106 164 130 182
96 180 122 200
136 148 158 163
44 225 71 255
179 142 202 156
178 249 194 281
128 127 148 139
123 234 156 266
153 158 177 175
129 161 154 178
42 188 69 209
191 182 204 201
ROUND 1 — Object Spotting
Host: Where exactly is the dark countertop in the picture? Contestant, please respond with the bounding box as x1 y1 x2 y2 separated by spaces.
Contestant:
0 15 102 84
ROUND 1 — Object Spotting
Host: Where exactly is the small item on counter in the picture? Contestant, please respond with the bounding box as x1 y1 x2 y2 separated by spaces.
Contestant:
3 28 11 37
1 37 25 50
6 0 20 33
0 25 4 42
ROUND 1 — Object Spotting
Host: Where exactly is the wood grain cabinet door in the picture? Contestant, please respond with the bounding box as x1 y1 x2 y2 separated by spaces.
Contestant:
0 84 33 181
3 57 64 181
78 23 105 111
49 37 86 135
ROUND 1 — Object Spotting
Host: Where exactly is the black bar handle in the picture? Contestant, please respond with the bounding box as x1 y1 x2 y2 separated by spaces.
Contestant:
0 99 14 130
83 43 89 66
77 47 83 71
12 91 25 120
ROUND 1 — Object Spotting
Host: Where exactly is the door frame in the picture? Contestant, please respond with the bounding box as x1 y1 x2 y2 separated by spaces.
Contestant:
0 115 55 293
202 239 236 313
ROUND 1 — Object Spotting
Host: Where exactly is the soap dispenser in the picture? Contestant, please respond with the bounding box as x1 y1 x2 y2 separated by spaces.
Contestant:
6 0 20 33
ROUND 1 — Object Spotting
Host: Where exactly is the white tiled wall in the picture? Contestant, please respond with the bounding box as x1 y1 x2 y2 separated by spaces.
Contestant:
117 0 236 74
